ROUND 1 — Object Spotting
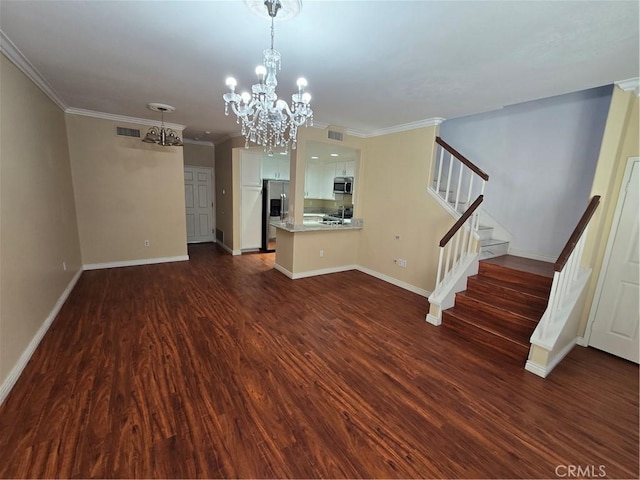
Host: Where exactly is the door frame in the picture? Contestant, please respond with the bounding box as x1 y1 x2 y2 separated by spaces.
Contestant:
184 165 215 244
584 156 639 345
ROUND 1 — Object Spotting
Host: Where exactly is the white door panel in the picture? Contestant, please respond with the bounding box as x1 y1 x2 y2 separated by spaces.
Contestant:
184 166 213 243
589 159 639 363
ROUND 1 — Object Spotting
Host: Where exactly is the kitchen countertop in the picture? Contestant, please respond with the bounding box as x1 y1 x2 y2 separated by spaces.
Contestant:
271 219 363 232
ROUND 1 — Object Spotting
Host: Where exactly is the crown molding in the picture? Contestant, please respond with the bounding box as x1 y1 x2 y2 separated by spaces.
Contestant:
65 107 185 131
0 29 68 111
363 117 446 137
615 77 640 96
183 138 215 147
310 117 445 139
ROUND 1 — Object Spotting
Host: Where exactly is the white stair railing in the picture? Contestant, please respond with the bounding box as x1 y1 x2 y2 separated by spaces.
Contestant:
431 137 489 216
434 195 484 289
532 196 601 346
427 195 484 326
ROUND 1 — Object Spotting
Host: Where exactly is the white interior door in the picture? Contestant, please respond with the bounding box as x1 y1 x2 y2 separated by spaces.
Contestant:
588 158 639 363
184 167 214 243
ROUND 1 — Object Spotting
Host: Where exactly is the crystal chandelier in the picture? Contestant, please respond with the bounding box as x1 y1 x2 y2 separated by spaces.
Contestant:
223 0 313 154
142 103 183 147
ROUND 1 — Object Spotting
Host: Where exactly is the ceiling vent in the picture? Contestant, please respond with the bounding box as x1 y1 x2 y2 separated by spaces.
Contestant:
328 130 343 142
115 126 141 138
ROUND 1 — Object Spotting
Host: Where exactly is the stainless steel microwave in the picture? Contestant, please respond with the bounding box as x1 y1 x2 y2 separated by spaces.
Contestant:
333 177 353 194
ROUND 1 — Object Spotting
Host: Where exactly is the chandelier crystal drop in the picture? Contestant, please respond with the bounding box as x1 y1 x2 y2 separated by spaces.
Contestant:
223 0 313 155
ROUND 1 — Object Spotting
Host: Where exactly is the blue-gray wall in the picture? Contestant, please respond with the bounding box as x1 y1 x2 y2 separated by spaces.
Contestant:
440 85 612 259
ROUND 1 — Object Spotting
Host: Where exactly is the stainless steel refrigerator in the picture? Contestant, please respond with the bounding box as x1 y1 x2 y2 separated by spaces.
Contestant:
262 179 289 252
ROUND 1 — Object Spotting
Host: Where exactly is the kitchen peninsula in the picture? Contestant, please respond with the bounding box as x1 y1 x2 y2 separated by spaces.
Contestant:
270 217 363 279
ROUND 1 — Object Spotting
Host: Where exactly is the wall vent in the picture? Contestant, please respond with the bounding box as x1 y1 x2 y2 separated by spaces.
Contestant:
216 229 224 243
115 126 141 138
328 130 343 141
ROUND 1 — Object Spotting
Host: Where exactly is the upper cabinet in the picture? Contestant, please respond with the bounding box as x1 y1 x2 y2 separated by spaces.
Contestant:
334 161 355 177
305 160 323 198
304 141 359 200
262 154 290 180
241 150 263 187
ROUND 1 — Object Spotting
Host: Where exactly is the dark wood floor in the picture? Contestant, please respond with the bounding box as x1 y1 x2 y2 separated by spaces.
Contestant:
0 244 637 479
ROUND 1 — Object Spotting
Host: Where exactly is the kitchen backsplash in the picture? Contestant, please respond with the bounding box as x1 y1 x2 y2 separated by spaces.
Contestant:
304 195 352 213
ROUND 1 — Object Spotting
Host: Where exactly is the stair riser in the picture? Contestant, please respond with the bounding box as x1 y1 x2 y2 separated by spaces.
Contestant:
479 242 509 260
466 278 548 318
476 228 494 241
442 311 530 364
452 298 537 345
478 262 552 297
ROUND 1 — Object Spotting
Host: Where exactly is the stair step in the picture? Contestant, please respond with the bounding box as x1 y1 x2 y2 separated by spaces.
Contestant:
478 255 554 297
452 292 539 344
466 274 549 317
479 239 509 259
442 309 530 365
447 200 468 213
476 225 494 241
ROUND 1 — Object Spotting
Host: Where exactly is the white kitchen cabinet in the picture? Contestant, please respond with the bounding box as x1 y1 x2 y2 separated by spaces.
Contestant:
262 154 290 180
321 163 336 199
305 160 323 198
241 150 262 187
240 186 262 250
334 160 355 177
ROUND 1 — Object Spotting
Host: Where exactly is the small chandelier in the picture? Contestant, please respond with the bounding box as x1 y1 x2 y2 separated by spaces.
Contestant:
223 0 313 154
142 103 183 147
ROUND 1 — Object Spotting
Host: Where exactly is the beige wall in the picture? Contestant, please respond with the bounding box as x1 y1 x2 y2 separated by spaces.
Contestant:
291 230 360 274
66 115 187 265
0 54 82 386
578 87 639 336
273 125 451 295
184 142 214 168
214 137 243 251
358 126 449 293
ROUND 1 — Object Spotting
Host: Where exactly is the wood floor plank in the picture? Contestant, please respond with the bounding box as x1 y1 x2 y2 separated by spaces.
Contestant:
0 244 637 478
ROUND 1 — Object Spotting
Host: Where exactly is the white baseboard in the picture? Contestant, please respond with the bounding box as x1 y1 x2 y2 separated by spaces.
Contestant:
272 263 430 298
576 336 589 347
357 266 430 298
218 242 241 256
525 338 577 379
291 264 357 280
507 247 556 263
83 255 189 270
273 263 294 278
0 269 83 405
426 313 442 326
273 263 357 279
524 359 548 378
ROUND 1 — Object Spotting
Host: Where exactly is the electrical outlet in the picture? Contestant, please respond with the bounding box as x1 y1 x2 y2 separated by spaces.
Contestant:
144 240 150 247
399 259 408 268
319 250 324 257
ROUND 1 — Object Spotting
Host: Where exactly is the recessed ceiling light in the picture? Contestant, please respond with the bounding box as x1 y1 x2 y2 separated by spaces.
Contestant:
331 153 339 157
311 156 319 159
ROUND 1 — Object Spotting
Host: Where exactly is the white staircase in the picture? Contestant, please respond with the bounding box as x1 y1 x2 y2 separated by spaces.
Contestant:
427 137 512 326
477 230 509 259
431 179 509 259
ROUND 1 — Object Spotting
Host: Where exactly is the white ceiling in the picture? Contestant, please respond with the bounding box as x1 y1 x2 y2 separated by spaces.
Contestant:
1 1 638 143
